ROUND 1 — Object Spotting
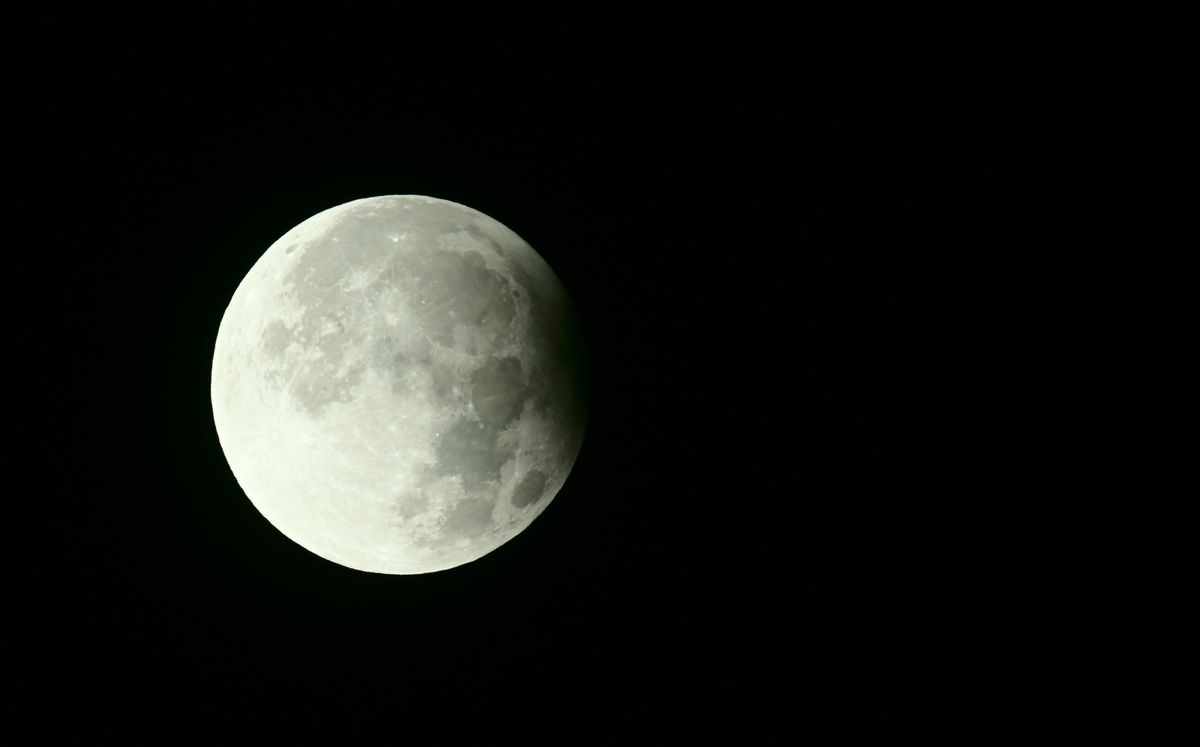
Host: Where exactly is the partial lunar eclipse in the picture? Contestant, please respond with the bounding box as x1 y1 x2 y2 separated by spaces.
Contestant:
211 196 587 573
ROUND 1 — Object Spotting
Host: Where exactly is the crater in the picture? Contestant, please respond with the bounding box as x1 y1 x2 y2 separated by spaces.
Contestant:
511 470 548 508
395 245 515 348
283 210 398 292
394 489 429 521
289 363 366 416
259 307 367 416
470 356 529 426
440 497 495 542
261 320 294 359
434 419 513 491
429 363 457 402
463 223 507 257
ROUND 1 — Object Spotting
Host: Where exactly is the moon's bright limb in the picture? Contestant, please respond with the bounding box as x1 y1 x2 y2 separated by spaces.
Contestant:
211 196 587 574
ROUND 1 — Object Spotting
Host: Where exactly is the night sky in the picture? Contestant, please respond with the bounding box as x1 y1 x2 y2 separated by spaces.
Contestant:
68 53 823 727
42 22 1172 738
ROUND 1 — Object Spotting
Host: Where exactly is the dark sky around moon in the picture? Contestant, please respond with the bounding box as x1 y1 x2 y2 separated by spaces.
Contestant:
33 20 1167 739
65 68 813 720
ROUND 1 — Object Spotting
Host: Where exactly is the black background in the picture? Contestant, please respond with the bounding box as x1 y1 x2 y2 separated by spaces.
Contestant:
29 18 1189 738
55 36 834 730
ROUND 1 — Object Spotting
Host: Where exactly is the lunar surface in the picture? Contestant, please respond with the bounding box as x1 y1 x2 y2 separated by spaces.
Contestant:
211 196 587 574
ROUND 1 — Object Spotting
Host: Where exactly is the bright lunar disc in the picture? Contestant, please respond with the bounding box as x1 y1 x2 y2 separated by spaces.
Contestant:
211 196 587 574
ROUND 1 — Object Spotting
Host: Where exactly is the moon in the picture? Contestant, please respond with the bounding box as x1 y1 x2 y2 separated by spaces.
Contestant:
211 195 587 574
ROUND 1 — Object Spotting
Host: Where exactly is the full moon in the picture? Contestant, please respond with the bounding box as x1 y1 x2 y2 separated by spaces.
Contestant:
211 195 587 574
